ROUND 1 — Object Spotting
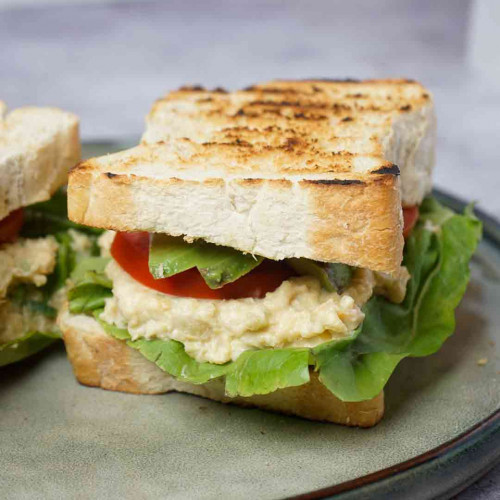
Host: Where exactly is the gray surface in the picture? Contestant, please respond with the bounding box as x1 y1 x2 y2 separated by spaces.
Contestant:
0 234 498 499
0 0 499 217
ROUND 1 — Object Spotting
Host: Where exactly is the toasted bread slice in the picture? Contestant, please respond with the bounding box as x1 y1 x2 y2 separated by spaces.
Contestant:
59 310 384 427
70 140 401 272
69 80 433 272
0 104 80 219
143 79 435 206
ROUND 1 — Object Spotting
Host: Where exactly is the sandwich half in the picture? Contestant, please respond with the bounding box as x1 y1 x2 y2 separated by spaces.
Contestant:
0 103 100 366
61 80 481 426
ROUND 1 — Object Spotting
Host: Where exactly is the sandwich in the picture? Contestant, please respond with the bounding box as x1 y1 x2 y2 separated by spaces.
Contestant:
0 102 99 366
60 80 481 426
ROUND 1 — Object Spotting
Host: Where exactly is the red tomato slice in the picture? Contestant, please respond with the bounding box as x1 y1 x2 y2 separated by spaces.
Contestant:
110 232 295 300
403 205 419 239
0 209 24 244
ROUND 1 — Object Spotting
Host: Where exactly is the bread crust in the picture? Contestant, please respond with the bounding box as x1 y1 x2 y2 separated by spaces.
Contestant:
0 105 80 219
60 311 384 427
68 144 403 273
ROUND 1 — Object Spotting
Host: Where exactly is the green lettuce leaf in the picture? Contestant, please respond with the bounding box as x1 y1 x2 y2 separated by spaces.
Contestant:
68 257 112 314
20 188 102 238
70 256 111 286
46 232 77 294
68 284 113 314
149 233 263 289
9 284 58 319
287 258 353 292
95 311 310 394
224 348 310 397
0 330 60 367
313 197 482 401
38 228 89 300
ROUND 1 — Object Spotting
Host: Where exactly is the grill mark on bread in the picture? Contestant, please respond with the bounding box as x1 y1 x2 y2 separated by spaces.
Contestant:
100 172 134 184
233 109 248 117
240 178 263 185
202 178 225 187
243 86 305 95
292 112 328 121
179 85 205 92
305 179 365 186
202 139 254 148
238 178 292 188
245 100 353 113
157 86 430 135
223 101 425 123
299 78 361 83
231 108 331 122
174 141 376 172
371 165 400 175
247 100 329 109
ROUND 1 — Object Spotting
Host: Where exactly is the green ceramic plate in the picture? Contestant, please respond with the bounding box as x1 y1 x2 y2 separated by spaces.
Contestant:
0 143 499 499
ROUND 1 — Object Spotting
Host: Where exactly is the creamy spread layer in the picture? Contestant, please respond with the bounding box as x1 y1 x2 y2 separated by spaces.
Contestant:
0 231 95 344
101 259 409 364
0 236 59 343
0 237 58 298
0 299 56 343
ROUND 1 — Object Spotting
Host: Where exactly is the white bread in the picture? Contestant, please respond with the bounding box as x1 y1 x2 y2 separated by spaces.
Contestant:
59 310 384 427
69 142 402 272
0 104 80 220
68 80 434 273
143 79 436 206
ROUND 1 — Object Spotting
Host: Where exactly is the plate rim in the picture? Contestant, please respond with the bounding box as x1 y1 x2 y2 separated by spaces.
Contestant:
291 410 500 500
289 188 500 499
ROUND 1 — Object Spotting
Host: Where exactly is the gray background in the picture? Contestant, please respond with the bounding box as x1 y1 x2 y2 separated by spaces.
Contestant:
1 1 499 498
1 0 500 217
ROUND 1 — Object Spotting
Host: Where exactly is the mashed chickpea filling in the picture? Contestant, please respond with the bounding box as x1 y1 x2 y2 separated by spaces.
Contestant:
0 237 58 298
0 231 95 344
101 256 409 365
0 236 59 343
